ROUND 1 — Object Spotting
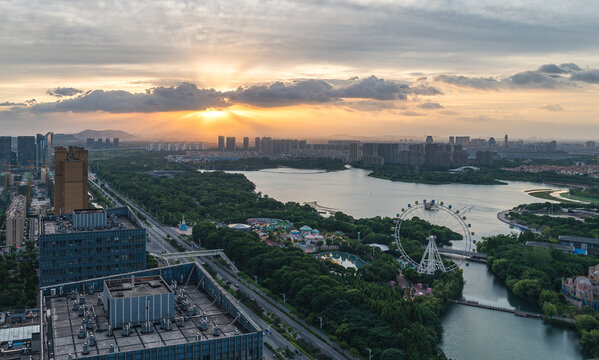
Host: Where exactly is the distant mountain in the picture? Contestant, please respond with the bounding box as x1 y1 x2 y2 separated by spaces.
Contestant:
52 129 138 146
72 129 137 141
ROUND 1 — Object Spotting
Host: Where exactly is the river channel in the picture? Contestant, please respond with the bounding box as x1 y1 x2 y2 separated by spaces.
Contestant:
231 167 584 360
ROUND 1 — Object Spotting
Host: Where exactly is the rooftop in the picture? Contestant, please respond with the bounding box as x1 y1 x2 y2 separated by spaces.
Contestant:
42 263 261 360
105 276 172 299
559 235 599 246
41 207 141 235
47 279 249 360
526 241 574 252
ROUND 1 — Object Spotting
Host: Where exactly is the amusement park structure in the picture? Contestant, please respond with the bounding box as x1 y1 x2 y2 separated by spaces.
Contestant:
395 200 474 275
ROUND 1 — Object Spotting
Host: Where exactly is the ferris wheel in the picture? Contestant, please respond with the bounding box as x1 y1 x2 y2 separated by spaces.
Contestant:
394 200 474 274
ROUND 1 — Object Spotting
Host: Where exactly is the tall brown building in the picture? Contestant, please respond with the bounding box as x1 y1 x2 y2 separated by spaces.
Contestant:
54 146 88 214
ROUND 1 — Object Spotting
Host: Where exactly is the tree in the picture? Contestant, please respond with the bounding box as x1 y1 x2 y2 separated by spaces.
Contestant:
575 315 599 333
381 348 404 360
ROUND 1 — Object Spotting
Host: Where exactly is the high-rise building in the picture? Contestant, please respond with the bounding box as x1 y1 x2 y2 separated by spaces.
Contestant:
449 136 455 146
504 134 509 148
225 137 236 151
455 136 470 147
349 143 360 162
0 136 11 171
6 194 26 247
17 135 36 166
218 135 225 151
255 137 261 151
54 146 88 214
425 136 434 144
243 136 249 151
113 137 120 148
39 207 146 286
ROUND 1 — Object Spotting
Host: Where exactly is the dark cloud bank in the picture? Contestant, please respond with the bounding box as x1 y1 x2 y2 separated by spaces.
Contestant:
434 63 597 89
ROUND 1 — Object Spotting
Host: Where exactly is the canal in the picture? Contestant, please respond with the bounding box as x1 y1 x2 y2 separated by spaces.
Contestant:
232 167 583 360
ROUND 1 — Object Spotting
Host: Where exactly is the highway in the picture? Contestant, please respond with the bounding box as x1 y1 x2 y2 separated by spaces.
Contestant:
88 176 312 360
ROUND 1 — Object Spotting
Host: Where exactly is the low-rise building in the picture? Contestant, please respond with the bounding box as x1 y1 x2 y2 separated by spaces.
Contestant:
558 235 599 256
40 262 263 360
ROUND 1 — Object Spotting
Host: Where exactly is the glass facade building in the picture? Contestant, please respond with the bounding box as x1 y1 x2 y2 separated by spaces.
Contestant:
39 207 146 287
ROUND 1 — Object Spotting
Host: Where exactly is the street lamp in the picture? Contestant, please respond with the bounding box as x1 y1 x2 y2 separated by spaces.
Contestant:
317 316 324 329
366 348 373 360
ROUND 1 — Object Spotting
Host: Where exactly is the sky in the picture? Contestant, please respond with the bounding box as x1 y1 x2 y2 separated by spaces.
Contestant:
1 0 599 141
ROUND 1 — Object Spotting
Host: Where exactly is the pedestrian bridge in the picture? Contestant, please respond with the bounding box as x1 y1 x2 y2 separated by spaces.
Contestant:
437 247 487 259
150 249 239 273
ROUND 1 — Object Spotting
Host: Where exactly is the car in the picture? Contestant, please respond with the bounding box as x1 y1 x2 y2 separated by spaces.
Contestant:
294 349 301 355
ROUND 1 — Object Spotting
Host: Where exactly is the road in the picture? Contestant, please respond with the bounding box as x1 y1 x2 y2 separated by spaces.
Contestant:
89 176 305 360
206 258 351 360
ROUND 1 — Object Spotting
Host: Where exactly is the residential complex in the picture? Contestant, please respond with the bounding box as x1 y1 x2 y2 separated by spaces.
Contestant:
6 193 26 247
39 207 146 287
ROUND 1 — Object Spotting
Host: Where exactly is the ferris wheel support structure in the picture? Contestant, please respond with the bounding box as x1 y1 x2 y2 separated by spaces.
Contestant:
395 200 473 274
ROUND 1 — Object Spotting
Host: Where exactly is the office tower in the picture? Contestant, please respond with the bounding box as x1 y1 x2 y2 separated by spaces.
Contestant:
225 137 236 152
255 137 261 151
504 134 509 148
0 136 11 171
6 194 26 247
218 136 225 151
243 137 249 151
54 146 88 214
17 135 36 166
425 136 434 144
45 132 53 160
39 207 146 286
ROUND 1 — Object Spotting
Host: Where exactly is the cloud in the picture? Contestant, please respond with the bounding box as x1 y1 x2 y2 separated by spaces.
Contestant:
537 64 568 74
334 76 408 100
434 75 500 90
31 82 226 113
46 87 84 97
399 110 424 116
417 101 444 109
228 76 416 106
539 104 565 112
3 76 431 115
505 71 560 88
570 70 599 83
227 79 336 106
435 67 574 90
441 110 458 115
0 101 26 106
560 63 582 72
